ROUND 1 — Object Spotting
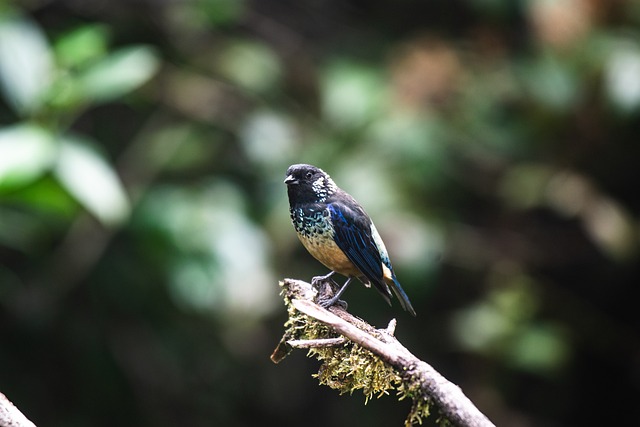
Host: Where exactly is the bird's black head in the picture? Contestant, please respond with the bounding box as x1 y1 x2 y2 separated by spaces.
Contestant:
284 164 337 205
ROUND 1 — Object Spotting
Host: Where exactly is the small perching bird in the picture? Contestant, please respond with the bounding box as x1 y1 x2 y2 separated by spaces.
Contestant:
284 164 416 316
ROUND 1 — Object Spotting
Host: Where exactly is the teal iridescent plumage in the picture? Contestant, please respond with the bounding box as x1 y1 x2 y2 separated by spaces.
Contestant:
284 164 416 316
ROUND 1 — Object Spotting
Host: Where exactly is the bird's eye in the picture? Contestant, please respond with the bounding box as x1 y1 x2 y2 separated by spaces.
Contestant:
305 172 313 179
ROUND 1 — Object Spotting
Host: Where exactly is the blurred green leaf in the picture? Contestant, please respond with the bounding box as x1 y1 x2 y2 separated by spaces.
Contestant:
0 207 49 251
146 124 219 172
78 45 160 102
605 38 640 112
499 163 553 209
217 40 281 92
54 135 130 226
136 182 276 316
321 61 385 129
54 24 109 69
0 13 53 115
199 0 245 25
520 53 579 111
240 110 297 166
508 324 569 374
0 124 55 190
0 177 77 251
5 175 78 218
169 257 222 312
367 113 446 181
452 273 542 363
580 194 637 261
45 72 85 112
452 301 513 352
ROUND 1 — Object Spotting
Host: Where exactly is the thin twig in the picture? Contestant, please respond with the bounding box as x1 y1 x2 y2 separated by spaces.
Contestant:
287 337 347 348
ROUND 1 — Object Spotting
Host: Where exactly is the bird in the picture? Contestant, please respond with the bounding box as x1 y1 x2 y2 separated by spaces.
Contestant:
284 163 416 316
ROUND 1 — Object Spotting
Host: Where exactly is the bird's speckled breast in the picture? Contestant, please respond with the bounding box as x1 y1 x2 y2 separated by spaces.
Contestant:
290 206 360 276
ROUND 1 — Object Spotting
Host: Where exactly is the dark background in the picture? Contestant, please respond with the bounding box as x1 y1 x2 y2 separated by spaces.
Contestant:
1 0 639 426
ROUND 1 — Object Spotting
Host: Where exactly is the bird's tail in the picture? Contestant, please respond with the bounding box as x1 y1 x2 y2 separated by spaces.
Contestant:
389 275 417 317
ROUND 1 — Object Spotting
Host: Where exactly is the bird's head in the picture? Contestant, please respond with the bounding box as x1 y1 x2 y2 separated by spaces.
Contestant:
284 164 337 204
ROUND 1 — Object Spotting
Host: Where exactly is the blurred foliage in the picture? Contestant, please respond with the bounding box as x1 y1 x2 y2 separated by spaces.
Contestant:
1 0 640 426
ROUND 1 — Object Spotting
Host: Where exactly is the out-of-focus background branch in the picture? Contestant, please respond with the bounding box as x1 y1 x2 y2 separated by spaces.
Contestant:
0 1 638 426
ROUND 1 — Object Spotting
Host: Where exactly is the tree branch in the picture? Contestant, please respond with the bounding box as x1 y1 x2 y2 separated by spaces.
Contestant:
271 278 495 427
0 392 36 427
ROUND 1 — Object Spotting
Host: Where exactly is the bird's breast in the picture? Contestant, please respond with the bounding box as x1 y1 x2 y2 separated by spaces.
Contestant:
290 206 360 276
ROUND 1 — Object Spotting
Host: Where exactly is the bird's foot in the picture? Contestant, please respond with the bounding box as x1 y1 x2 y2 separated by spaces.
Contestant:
313 277 339 300
311 271 336 286
311 272 339 301
318 293 348 311
316 277 352 311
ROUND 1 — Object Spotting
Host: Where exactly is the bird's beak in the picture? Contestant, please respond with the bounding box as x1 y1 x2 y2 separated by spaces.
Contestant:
284 175 298 185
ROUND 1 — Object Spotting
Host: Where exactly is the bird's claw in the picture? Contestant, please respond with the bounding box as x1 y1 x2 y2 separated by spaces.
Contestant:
311 271 336 286
311 274 344 309
312 276 338 297
314 274 351 311
318 294 348 311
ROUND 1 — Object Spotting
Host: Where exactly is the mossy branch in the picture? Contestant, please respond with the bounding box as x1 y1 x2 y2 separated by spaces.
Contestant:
271 278 495 427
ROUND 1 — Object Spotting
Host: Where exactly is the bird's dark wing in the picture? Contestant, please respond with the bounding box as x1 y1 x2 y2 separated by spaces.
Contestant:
326 201 392 302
